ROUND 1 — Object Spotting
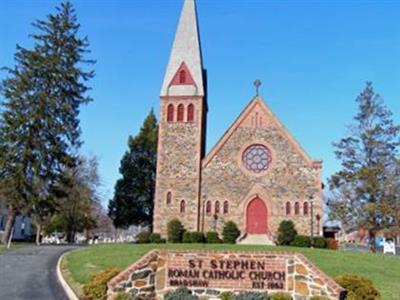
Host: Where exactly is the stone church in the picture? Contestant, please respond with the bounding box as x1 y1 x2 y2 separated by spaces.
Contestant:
153 0 323 244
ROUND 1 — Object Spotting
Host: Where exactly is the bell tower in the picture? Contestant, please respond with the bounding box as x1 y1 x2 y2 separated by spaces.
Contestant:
153 0 207 236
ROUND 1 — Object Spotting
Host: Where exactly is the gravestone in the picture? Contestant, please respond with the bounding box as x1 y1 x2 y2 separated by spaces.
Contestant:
107 249 346 300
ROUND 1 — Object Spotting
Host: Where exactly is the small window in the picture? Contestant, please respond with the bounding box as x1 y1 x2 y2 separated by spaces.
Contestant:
179 70 186 84
295 202 300 215
223 201 229 214
177 104 184 121
166 191 172 205
215 201 220 214
180 200 186 214
303 202 309 216
167 104 174 122
187 104 194 122
206 201 211 215
286 202 291 216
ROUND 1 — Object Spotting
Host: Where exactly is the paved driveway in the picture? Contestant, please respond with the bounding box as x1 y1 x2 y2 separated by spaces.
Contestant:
0 245 77 300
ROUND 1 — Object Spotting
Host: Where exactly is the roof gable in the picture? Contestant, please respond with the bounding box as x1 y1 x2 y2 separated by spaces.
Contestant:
202 96 318 168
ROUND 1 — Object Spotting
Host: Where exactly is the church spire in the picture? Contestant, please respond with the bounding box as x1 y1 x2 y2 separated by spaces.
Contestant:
160 0 205 97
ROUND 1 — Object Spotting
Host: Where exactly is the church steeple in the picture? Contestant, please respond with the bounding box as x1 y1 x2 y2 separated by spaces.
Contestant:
160 0 205 97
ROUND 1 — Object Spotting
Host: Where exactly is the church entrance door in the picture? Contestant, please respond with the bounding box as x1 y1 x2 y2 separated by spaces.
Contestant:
246 197 268 234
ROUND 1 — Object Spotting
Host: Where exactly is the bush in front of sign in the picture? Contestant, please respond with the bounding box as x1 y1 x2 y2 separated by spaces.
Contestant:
277 220 297 246
167 219 186 243
222 221 241 244
309 296 330 300
334 273 381 300
164 286 199 300
206 231 222 244
268 292 293 300
182 231 192 243
83 267 120 300
235 291 268 300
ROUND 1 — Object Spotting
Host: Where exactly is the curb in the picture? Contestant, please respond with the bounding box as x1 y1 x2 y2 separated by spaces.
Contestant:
57 252 79 300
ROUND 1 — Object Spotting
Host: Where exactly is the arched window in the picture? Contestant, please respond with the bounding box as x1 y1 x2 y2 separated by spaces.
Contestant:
215 201 220 214
286 202 291 216
206 201 211 215
303 202 309 216
166 191 172 205
187 104 194 122
223 201 229 214
167 104 174 122
179 70 186 84
295 202 300 215
177 104 184 121
180 200 186 214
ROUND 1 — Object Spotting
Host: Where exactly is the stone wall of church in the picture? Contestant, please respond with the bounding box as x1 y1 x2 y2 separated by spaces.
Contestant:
153 99 204 237
200 123 323 240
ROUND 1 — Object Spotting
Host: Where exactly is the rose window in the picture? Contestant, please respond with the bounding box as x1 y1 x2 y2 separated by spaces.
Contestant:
242 144 272 173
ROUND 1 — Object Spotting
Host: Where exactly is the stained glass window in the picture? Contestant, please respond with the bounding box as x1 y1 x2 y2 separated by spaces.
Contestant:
223 201 229 214
295 202 300 215
206 201 211 215
303 202 309 216
180 200 186 214
286 202 291 215
177 104 184 121
215 201 220 214
167 104 174 122
187 104 194 122
166 191 172 205
242 144 272 173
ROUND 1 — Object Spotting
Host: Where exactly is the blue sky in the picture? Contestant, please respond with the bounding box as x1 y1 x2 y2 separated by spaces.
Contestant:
1 0 399 204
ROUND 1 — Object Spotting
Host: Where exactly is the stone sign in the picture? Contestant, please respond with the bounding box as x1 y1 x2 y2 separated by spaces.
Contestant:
107 250 346 300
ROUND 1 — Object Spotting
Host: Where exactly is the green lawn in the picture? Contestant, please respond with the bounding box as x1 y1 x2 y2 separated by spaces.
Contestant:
62 243 400 300
0 242 34 254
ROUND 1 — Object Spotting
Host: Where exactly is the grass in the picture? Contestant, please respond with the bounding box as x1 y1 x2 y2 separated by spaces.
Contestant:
0 242 34 254
62 243 400 300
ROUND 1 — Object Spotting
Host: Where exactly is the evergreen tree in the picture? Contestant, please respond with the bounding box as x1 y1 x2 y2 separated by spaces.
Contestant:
328 82 400 251
0 2 94 244
108 110 158 229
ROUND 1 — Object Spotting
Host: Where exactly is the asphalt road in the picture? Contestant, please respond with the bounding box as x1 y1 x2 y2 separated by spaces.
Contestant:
0 245 77 300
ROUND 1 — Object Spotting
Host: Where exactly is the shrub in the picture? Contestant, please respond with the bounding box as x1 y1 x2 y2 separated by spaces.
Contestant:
83 267 120 300
291 235 311 248
206 231 221 244
334 273 380 300
167 219 185 243
312 236 327 249
222 221 240 244
149 233 166 244
310 297 330 300
326 238 339 250
164 286 198 300
114 293 130 300
268 292 293 300
136 231 151 244
235 291 268 300
219 291 234 300
190 232 205 243
277 220 297 245
182 231 192 243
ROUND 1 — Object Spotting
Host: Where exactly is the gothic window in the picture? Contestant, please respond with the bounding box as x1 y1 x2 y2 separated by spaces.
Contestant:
215 201 220 214
242 144 272 174
187 104 194 122
177 104 184 121
179 70 186 84
286 202 291 216
166 191 172 205
223 201 229 214
295 202 300 215
206 201 211 215
167 104 174 122
303 202 309 216
180 200 186 214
